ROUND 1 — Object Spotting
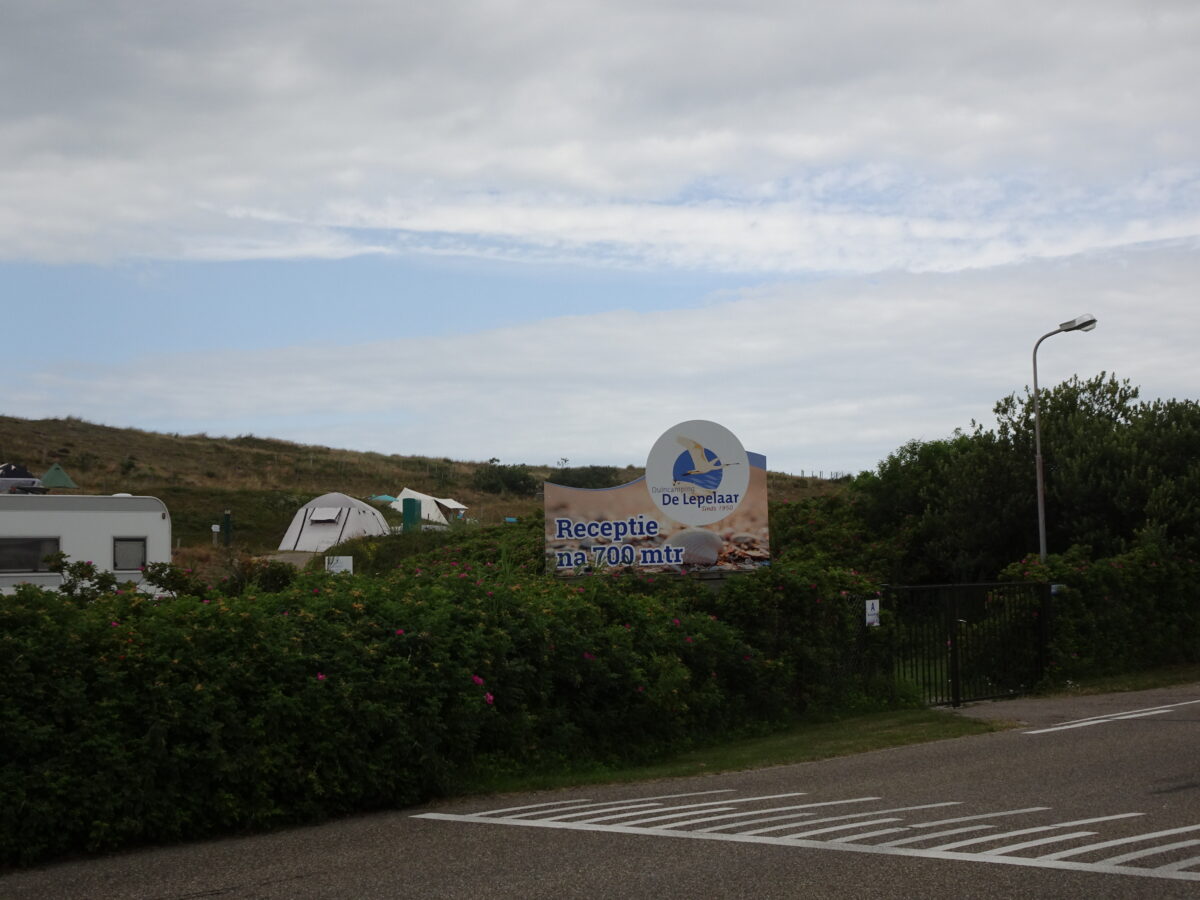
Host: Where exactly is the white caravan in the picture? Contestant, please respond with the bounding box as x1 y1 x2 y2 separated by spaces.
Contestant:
0 494 172 593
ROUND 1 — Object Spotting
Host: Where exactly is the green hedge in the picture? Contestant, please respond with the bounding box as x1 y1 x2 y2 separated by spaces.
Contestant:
702 563 904 712
5 557 889 866
8 523 1197 867
1001 544 1200 681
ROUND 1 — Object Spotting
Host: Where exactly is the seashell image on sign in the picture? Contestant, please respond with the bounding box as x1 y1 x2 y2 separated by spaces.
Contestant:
545 420 770 575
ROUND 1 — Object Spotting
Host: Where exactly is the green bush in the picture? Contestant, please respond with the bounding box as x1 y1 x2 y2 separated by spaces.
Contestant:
702 564 900 713
1000 544 1200 682
331 514 545 577
23 505 1194 867
0 555 809 866
547 465 623 489
470 459 538 496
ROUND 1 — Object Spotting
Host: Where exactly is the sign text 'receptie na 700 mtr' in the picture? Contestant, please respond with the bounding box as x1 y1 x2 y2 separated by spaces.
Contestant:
544 420 771 574
551 514 687 566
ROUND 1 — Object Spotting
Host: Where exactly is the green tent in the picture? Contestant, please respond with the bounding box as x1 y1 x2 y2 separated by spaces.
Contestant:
41 462 79 489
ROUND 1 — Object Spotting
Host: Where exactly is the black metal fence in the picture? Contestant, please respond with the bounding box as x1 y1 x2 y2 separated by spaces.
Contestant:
883 582 1051 707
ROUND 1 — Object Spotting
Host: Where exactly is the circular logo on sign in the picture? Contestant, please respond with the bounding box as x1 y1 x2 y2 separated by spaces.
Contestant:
645 420 750 525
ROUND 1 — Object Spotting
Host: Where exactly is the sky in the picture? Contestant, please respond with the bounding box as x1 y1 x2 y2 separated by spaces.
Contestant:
3 0 1198 476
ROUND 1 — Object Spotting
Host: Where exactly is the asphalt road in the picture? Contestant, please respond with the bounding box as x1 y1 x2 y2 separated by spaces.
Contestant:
3 683 1198 899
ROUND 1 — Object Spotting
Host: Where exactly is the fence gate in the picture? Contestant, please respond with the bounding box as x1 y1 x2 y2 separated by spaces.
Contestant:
884 582 1051 707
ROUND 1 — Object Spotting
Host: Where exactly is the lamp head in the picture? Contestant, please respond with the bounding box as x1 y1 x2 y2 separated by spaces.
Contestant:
1059 313 1097 333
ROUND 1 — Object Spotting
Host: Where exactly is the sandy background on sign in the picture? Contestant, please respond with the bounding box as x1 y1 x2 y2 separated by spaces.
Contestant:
544 465 770 572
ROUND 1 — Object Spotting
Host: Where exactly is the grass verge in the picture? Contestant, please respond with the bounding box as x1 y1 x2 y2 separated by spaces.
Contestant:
458 665 1200 798
1038 663 1200 697
459 707 1007 796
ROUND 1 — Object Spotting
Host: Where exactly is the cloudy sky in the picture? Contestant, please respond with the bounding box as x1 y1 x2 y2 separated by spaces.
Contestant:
3 0 1197 475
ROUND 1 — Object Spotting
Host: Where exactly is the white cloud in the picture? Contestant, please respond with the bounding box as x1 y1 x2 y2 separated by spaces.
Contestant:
1 1 1197 268
5 3 1198 476
11 243 1199 474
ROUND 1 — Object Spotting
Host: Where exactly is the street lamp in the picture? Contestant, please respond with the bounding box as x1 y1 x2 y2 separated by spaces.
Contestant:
1032 313 1097 563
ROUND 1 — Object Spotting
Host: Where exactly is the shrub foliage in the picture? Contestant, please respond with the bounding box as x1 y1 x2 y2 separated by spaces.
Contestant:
1000 545 1200 682
851 373 1200 583
1 537 880 866
470 459 538 496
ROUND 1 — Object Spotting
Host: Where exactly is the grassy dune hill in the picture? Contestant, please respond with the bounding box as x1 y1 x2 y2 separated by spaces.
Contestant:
0 415 841 552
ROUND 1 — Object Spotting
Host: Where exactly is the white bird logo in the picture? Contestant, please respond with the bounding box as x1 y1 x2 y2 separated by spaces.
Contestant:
676 436 740 476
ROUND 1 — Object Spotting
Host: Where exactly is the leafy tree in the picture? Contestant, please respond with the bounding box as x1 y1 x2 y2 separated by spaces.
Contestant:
994 372 1143 558
849 373 1200 582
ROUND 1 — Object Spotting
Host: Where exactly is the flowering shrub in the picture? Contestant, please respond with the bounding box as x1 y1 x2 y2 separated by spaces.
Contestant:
0 558 797 866
43 553 127 602
28 511 1191 866
702 563 899 713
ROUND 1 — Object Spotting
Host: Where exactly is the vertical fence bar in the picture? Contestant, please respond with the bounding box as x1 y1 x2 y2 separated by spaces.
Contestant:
948 588 962 708
888 582 1050 707
933 587 944 706
1037 583 1051 685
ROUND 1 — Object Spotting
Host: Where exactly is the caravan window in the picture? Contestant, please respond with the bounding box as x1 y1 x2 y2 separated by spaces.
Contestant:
0 537 60 573
113 537 147 571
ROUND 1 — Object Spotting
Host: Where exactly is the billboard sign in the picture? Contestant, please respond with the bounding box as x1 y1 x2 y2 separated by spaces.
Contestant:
546 419 770 574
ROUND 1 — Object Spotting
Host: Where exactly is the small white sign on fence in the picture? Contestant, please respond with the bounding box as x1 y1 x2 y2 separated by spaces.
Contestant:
865 597 881 627
324 556 354 574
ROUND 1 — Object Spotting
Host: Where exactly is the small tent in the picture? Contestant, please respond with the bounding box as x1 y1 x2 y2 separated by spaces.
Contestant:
388 487 468 526
41 463 79 489
278 491 391 552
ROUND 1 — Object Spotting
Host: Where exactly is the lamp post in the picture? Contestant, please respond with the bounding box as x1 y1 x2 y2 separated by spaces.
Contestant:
1032 313 1097 563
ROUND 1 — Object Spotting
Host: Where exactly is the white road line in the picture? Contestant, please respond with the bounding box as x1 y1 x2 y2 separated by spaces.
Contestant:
413 812 1200 883
1158 855 1200 872
640 804 820 830
1049 698 1200 726
478 789 733 817
476 799 599 816
692 797 882 832
744 803 960 837
911 807 1050 828
781 818 904 838
830 828 909 842
579 793 806 825
877 825 995 847
1025 699 1200 734
676 811 816 830
715 792 811 804
1101 839 1200 865
1113 711 1177 721
591 807 738 825
1039 824 1200 860
982 831 1097 855
930 813 1144 850
539 802 665 821
1025 711 1171 734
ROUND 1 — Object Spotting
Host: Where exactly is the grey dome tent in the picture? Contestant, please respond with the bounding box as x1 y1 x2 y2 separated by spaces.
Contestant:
278 491 390 552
